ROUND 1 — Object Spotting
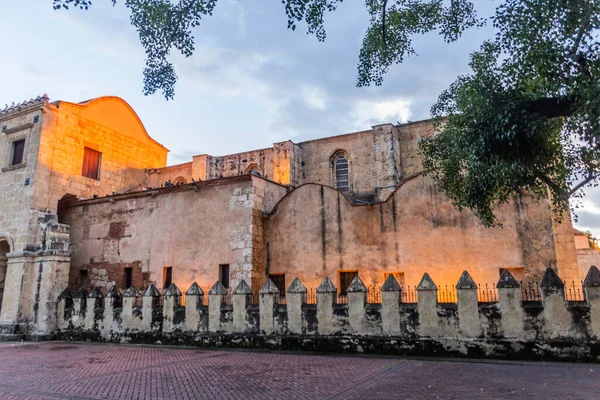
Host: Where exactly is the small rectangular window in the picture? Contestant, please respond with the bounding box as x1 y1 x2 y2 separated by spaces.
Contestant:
124 267 133 289
268 274 286 296
10 139 25 166
219 264 230 289
79 269 88 286
163 266 173 288
384 272 405 286
339 271 358 296
82 147 101 180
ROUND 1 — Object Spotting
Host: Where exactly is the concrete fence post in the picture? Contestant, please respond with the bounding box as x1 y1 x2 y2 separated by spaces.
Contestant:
233 280 252 333
583 265 600 338
540 267 570 339
85 286 103 330
316 277 337 335
71 287 88 329
163 284 182 333
208 281 227 333
456 271 481 337
122 286 141 331
102 285 122 333
185 282 204 332
142 284 161 331
57 288 72 330
259 279 280 334
381 274 401 336
416 273 438 337
286 278 307 335
497 269 524 338
347 276 367 334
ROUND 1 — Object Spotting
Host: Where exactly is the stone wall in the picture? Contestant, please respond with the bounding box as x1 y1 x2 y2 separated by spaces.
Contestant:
53 266 600 362
266 176 564 291
578 249 600 281
34 97 168 214
65 176 287 294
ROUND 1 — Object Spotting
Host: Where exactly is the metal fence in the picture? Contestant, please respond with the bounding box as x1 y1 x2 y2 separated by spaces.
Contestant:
478 283 498 303
520 281 542 301
437 285 456 303
564 280 585 302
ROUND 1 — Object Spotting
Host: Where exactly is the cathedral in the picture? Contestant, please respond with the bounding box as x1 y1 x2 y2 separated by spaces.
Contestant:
0 94 594 334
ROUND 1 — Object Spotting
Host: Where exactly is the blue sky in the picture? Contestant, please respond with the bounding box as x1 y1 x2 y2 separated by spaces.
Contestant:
2 0 599 236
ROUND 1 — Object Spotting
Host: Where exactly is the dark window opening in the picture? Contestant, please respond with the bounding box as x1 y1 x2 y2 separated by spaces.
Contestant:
334 156 349 192
82 147 101 180
339 271 358 296
163 266 173 288
268 274 286 296
11 139 25 166
219 264 230 289
124 267 133 289
79 269 88 286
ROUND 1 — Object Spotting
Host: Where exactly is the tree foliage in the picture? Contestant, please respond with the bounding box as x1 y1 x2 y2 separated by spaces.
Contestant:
52 0 600 226
421 0 600 226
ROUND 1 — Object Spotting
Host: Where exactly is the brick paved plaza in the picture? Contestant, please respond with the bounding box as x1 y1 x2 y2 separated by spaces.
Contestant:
0 342 597 399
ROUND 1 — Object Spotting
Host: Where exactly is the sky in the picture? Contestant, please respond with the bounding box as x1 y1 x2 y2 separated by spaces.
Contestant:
1 0 599 236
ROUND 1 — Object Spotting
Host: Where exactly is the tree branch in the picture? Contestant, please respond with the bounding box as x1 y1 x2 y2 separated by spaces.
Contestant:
381 0 388 48
570 1 592 60
568 172 600 197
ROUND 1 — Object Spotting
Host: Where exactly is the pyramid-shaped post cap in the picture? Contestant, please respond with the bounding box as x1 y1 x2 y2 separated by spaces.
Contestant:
143 284 161 297
72 287 88 299
497 269 520 288
208 281 227 295
287 277 307 293
260 279 280 294
88 286 104 299
381 274 401 291
316 276 337 293
540 267 565 289
233 280 253 295
58 287 72 300
106 285 122 298
164 283 182 297
417 273 437 291
347 275 367 292
123 286 141 297
583 265 600 287
186 282 204 296
456 271 477 289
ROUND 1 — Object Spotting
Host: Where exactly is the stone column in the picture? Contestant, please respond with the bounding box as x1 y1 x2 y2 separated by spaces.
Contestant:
347 276 367 334
185 282 204 332
540 267 570 339
286 278 307 335
163 284 182 333
0 254 29 327
122 286 141 331
232 280 252 333
71 287 88 329
584 266 600 338
57 288 72 330
142 284 161 331
31 253 71 335
259 279 279 334
316 277 337 335
208 281 227 333
417 273 439 337
497 269 524 338
85 287 104 330
456 271 481 337
381 274 401 336
102 286 122 333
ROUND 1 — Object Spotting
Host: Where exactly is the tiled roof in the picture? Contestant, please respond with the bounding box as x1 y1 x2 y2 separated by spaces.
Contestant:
0 94 49 116
574 228 586 236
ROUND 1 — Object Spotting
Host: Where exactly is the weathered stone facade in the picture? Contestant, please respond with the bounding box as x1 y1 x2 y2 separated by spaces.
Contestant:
0 94 588 337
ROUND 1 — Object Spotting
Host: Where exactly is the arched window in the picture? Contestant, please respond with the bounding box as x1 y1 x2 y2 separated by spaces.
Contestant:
331 150 350 192
245 164 262 177
174 176 187 185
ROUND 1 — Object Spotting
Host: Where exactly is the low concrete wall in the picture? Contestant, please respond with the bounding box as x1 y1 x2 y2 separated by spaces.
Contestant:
52 267 600 362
